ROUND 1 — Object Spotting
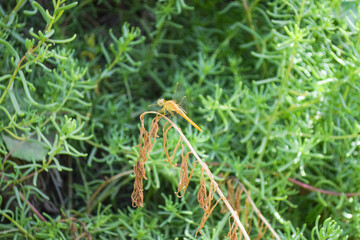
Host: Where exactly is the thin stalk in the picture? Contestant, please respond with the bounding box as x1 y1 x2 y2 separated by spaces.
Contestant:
1 212 35 239
0 0 64 104
144 111 250 240
234 178 281 240
87 170 133 213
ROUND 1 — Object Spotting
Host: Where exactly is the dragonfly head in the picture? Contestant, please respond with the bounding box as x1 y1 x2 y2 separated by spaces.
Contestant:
157 98 165 107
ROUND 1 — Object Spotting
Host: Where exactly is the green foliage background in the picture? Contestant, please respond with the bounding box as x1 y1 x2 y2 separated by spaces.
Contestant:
0 0 359 239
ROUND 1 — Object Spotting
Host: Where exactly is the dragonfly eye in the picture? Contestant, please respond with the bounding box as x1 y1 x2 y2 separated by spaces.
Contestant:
157 98 165 106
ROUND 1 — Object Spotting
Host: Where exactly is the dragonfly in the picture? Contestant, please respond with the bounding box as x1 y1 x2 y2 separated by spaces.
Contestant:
157 98 203 132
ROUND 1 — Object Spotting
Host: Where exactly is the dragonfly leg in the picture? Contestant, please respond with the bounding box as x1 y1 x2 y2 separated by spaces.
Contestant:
158 107 174 117
166 109 174 117
165 108 175 117
160 108 172 116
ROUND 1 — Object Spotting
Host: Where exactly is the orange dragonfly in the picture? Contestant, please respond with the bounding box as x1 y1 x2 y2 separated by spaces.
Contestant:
157 98 202 132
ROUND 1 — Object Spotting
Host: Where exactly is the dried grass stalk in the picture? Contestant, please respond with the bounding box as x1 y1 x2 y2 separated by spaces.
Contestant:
132 111 251 239
223 178 281 240
176 148 197 198
131 114 161 207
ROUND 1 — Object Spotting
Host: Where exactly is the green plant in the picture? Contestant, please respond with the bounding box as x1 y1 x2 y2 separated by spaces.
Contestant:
1 0 359 239
311 216 347 240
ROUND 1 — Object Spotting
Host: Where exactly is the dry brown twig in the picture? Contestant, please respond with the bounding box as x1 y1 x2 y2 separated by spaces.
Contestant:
131 111 279 239
223 178 281 240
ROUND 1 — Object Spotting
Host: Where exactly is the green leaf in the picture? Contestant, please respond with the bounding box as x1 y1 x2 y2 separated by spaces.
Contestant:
58 1 78 11
2 134 49 162
32 1 50 23
0 39 20 63
49 34 76 43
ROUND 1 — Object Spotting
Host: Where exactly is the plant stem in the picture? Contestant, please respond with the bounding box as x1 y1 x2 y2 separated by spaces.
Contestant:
1 212 35 239
145 111 250 239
